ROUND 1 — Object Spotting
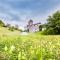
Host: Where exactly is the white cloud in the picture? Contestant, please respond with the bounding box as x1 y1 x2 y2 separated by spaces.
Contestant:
0 0 60 28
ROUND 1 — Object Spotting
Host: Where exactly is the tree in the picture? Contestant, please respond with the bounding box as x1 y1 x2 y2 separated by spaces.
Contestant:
39 25 42 31
0 20 5 27
44 11 60 34
8 26 15 31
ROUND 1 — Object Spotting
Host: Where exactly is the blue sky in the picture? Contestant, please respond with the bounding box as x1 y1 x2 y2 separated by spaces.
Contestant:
0 0 60 27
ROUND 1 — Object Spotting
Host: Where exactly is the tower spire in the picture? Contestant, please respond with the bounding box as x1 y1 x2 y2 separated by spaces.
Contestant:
28 19 33 25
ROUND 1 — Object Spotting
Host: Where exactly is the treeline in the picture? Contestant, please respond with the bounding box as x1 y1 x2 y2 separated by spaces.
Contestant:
43 11 60 35
0 20 22 31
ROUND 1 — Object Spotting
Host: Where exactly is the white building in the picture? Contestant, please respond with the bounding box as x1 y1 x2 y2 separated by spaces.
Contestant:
26 20 42 32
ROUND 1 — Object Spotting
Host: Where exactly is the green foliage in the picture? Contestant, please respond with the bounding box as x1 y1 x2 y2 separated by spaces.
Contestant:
39 25 42 31
8 26 15 31
0 20 5 27
42 28 57 35
0 20 22 32
44 11 60 35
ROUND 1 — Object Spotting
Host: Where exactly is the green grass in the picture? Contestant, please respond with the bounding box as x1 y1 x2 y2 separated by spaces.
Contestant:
0 27 60 60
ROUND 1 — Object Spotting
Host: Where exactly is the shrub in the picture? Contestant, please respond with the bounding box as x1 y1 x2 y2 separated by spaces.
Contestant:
8 26 15 31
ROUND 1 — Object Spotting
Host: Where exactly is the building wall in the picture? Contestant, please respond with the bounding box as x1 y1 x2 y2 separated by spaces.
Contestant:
28 25 39 32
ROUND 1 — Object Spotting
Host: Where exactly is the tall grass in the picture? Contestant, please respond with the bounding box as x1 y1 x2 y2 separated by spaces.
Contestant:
0 31 60 60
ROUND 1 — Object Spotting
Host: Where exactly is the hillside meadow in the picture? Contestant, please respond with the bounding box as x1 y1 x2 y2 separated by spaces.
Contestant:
0 27 60 60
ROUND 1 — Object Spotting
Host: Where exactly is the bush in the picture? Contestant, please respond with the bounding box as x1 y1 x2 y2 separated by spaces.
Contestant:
8 26 15 31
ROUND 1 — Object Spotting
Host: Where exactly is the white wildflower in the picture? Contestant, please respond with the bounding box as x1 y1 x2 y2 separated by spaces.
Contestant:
4 45 8 51
9 45 15 53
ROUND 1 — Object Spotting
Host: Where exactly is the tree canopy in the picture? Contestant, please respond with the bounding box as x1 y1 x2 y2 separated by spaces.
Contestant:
44 11 60 35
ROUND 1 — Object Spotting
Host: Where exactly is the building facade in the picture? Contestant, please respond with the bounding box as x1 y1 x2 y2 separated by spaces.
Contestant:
26 20 42 32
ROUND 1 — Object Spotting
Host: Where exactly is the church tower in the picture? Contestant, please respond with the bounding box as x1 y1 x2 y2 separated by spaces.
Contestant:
28 19 33 25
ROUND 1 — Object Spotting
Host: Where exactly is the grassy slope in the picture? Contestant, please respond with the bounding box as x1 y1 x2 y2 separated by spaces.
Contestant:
0 27 60 60
0 27 20 36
